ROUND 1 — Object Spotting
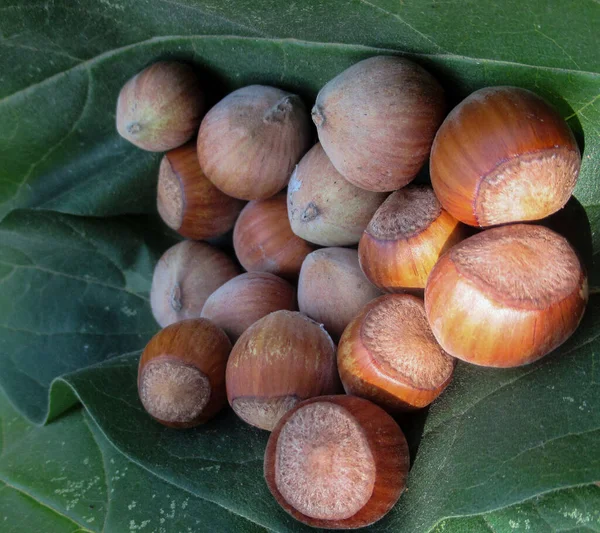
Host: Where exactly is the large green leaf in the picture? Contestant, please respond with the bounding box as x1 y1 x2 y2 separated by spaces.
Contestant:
0 2 598 222
0 389 267 532
0 209 175 423
2 381 599 533
55 296 600 532
1 1 600 531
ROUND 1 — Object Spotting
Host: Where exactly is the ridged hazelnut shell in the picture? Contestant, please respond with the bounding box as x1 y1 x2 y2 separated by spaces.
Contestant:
359 185 467 292
157 142 245 240
264 395 409 529
425 224 588 367
338 294 455 412
312 56 445 192
233 194 315 280
138 319 231 428
198 85 312 200
150 240 240 328
430 86 581 227
116 61 204 152
226 310 340 431
201 272 297 342
298 248 381 340
288 143 387 246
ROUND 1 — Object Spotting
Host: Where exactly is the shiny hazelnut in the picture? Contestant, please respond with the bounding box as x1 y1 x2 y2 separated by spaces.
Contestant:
157 142 244 240
425 224 588 367
233 193 315 280
359 185 467 293
338 294 455 412
264 395 409 529
138 319 231 428
226 310 340 431
430 86 581 226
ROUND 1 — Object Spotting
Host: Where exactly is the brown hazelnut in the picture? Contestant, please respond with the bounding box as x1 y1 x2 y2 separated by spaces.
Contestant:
430 86 581 226
358 185 467 293
312 56 445 192
264 395 409 529
198 85 312 200
287 143 387 246
116 62 204 152
338 294 455 412
226 310 340 431
138 319 231 428
150 240 240 327
233 193 315 280
298 247 381 340
425 224 588 366
201 272 297 342
157 142 244 240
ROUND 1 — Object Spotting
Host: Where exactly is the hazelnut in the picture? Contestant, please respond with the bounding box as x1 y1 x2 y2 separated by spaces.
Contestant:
287 143 387 246
233 193 315 280
116 61 204 152
312 56 445 192
430 86 581 226
157 142 244 240
201 272 297 342
150 240 240 327
338 294 455 412
264 395 409 529
198 85 312 200
359 185 467 292
425 224 588 367
298 247 381 340
226 310 340 431
138 319 231 428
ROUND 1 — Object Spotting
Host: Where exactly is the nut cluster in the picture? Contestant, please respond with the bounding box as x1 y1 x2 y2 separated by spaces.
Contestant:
117 57 587 529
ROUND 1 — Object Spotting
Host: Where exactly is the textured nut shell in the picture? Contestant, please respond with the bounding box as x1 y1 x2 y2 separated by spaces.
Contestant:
226 310 340 430
425 224 588 367
313 56 445 192
138 319 231 427
150 240 240 328
430 86 581 226
198 85 312 200
264 395 409 529
201 272 297 342
288 143 387 246
338 294 455 412
233 194 315 280
157 142 245 240
298 248 381 340
116 62 204 152
359 186 467 292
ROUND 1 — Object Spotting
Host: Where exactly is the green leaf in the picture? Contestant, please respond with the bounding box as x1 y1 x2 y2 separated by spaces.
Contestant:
0 209 175 423
0 388 268 532
432 483 600 532
55 296 600 532
1 1 600 531
1 2 599 225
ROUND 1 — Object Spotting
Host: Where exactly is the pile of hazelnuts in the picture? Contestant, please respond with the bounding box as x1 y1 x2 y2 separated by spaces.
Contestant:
116 56 588 529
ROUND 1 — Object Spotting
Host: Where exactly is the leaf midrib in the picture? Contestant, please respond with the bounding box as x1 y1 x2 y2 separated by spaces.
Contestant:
1 34 599 108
